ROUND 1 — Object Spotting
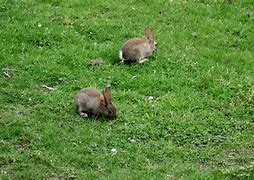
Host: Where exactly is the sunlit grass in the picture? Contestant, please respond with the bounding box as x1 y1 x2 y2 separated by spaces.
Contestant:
1 0 253 179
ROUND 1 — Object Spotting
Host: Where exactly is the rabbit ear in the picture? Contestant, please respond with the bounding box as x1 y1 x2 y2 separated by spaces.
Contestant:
145 27 154 42
103 87 112 104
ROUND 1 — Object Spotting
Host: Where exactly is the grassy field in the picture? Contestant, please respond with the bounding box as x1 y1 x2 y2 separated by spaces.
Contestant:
1 0 254 179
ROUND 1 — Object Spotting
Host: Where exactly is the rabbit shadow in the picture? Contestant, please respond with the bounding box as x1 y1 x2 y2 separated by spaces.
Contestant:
74 110 117 122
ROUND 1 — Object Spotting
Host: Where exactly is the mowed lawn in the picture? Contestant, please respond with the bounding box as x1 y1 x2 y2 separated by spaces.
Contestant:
1 0 254 179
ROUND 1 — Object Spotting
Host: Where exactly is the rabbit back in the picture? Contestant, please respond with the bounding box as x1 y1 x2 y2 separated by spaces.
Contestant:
120 38 153 62
75 87 104 115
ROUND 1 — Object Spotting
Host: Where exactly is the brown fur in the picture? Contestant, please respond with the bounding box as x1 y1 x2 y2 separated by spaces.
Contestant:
119 27 156 63
75 87 117 118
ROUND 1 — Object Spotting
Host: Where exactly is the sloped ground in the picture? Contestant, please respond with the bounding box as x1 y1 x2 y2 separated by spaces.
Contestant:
0 0 253 179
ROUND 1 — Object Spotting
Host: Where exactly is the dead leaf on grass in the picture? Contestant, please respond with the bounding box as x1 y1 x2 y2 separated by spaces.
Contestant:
88 59 104 66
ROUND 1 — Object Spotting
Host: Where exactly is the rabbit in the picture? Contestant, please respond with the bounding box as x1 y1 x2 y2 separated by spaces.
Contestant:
75 86 117 118
119 27 157 64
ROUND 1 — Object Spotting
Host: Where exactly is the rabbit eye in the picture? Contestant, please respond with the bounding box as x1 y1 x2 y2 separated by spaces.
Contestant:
108 107 115 116
106 106 113 114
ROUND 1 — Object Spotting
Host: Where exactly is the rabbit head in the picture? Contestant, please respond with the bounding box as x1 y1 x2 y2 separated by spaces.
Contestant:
101 87 117 118
145 27 157 53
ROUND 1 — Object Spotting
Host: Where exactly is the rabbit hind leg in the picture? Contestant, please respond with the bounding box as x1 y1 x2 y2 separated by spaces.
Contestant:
138 58 148 64
80 112 88 118
78 107 88 118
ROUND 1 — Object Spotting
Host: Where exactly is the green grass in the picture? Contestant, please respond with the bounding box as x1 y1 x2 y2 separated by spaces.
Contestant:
1 0 254 179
